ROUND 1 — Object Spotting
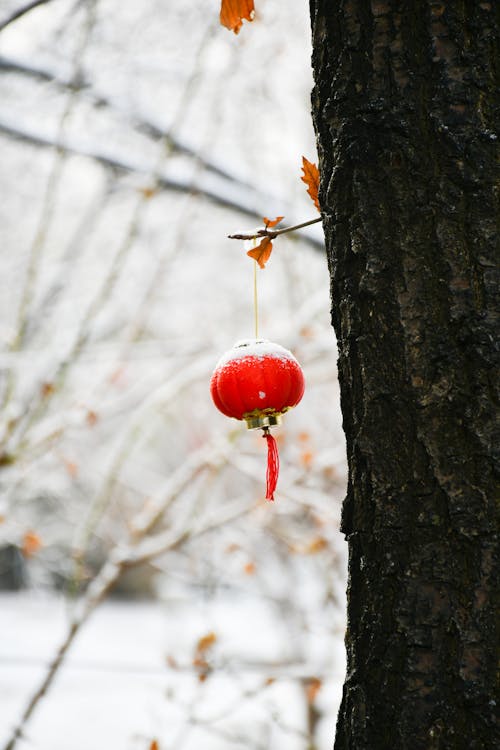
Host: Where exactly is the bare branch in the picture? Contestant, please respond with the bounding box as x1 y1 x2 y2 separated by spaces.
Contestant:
0 118 324 250
228 216 322 241
2 435 238 750
0 0 53 33
0 1 98 417
0 119 268 223
73 367 219 572
0 54 258 189
2 620 80 750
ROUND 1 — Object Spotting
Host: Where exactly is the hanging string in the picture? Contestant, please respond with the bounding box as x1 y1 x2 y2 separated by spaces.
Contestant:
253 257 259 339
251 239 278 500
263 427 279 501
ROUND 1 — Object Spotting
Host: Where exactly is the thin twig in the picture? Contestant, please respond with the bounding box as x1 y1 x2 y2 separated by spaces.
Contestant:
3 620 80 750
0 120 324 252
73 379 218 575
120 35 246 348
228 216 322 241
3 502 248 750
2 437 237 750
0 0 98 422
0 55 262 194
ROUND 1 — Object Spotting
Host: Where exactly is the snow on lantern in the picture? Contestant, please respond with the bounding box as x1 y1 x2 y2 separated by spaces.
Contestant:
210 338 305 501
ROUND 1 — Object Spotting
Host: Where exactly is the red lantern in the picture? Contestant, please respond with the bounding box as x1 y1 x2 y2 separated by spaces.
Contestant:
210 339 305 500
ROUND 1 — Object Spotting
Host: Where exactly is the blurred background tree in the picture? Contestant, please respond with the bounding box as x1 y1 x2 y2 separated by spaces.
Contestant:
0 2 347 749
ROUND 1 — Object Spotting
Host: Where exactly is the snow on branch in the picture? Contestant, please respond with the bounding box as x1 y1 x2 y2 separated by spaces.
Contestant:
0 0 54 33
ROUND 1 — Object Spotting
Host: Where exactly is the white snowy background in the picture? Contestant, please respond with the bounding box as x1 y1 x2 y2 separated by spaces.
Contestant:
0 1 347 748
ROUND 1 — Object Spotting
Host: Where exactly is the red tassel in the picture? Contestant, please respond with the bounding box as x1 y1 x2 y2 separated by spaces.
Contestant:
263 430 279 501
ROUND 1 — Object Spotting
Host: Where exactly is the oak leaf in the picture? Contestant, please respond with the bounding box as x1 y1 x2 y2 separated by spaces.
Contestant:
301 156 320 212
247 236 273 269
263 215 284 228
245 217 283 267
220 0 255 34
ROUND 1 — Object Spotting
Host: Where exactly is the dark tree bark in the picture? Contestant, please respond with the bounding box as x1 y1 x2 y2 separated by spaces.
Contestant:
309 2 498 749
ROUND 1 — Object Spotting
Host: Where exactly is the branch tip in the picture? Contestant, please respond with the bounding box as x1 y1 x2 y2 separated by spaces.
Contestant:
228 216 321 242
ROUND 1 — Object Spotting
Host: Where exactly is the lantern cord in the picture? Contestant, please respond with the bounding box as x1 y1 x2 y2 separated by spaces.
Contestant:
253 258 259 339
262 428 279 501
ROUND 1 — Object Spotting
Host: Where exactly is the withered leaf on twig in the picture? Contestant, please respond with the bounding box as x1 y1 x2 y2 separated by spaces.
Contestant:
220 0 255 34
301 156 320 212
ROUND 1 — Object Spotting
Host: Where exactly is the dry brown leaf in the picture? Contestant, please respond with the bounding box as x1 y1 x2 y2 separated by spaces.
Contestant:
299 325 315 339
263 215 284 228
196 631 217 654
306 536 328 554
21 531 43 558
312 512 326 528
193 631 217 682
322 465 339 481
86 409 98 427
301 156 320 212
306 677 322 704
220 0 255 34
40 382 55 398
247 236 273 268
244 561 256 575
301 450 314 468
140 186 156 199
61 457 78 478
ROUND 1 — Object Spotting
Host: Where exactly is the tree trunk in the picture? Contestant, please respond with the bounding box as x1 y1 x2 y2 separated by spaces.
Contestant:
309 2 498 748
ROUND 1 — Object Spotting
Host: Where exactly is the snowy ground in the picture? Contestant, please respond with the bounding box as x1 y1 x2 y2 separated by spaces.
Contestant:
1 592 345 750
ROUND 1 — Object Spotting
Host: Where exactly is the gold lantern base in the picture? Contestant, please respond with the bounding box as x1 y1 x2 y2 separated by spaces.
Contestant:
244 413 283 430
